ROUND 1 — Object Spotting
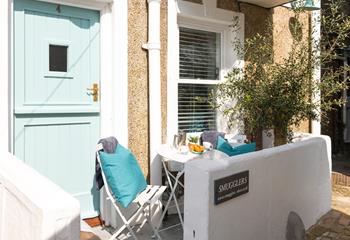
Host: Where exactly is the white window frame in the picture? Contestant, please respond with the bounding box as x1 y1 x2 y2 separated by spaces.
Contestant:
178 24 223 134
178 22 223 85
167 0 244 143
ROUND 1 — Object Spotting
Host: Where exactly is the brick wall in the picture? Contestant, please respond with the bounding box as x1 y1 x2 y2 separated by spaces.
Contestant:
332 172 350 187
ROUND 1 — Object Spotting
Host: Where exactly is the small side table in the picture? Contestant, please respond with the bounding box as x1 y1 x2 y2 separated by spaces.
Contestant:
156 145 229 231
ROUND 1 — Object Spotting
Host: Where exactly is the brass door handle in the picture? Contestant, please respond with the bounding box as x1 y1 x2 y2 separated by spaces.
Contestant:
87 83 99 102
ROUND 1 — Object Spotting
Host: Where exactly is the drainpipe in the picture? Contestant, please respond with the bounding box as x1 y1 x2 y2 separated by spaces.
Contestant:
142 0 162 185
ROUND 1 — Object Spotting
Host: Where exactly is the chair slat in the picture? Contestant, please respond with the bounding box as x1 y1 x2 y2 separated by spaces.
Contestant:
136 185 160 206
133 185 152 203
149 186 167 205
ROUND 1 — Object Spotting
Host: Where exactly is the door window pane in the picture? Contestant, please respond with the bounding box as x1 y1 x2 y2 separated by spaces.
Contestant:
49 45 68 72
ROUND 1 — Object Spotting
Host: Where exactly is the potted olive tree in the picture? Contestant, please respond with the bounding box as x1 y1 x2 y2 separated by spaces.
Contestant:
214 0 350 148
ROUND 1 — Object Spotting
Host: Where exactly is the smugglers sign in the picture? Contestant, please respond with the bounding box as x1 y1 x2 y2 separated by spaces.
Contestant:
214 170 249 205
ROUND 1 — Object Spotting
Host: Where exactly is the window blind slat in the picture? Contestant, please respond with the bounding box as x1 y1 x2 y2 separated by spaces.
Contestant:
180 63 217 69
180 44 217 52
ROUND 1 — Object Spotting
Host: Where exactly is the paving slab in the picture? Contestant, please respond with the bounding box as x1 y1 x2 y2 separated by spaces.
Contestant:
306 184 350 240
90 214 183 240
80 231 101 240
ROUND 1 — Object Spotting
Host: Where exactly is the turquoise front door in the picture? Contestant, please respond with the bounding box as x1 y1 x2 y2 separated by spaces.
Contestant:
14 0 100 218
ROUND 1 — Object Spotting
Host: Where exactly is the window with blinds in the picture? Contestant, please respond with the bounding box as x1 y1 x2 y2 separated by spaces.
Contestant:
178 27 220 133
179 27 220 80
178 84 216 132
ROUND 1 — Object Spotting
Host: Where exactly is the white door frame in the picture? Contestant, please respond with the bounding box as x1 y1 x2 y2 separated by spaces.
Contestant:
0 0 128 152
0 0 11 152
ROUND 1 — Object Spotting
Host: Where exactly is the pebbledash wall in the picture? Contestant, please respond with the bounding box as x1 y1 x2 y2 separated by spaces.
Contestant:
127 0 167 179
128 0 313 178
271 6 311 133
184 136 332 240
128 1 150 178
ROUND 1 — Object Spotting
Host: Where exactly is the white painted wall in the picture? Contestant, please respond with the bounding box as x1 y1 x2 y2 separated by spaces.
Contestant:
184 135 332 240
0 151 80 240
311 2 321 135
98 0 130 228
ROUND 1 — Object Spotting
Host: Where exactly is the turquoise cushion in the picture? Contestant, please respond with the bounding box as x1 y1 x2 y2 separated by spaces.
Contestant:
216 136 256 157
99 144 147 208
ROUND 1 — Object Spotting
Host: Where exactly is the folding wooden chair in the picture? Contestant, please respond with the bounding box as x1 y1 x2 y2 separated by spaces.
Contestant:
96 144 167 240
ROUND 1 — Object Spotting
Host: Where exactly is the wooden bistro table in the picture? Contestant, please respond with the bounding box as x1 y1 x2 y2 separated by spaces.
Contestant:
156 144 229 231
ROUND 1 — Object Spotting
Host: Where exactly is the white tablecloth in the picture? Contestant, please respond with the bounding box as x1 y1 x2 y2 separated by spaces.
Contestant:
157 144 229 172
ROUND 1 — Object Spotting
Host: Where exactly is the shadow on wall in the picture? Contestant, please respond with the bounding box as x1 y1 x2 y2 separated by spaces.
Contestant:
286 211 306 240
289 17 303 42
91 178 100 213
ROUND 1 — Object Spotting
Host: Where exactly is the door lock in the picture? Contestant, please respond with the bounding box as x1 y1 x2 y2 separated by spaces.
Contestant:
87 83 99 102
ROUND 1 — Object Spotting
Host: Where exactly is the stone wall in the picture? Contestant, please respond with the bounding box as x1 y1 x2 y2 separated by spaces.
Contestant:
332 172 350 187
128 1 149 177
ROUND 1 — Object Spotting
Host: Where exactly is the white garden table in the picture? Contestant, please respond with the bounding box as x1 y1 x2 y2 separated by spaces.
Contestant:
156 144 228 231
